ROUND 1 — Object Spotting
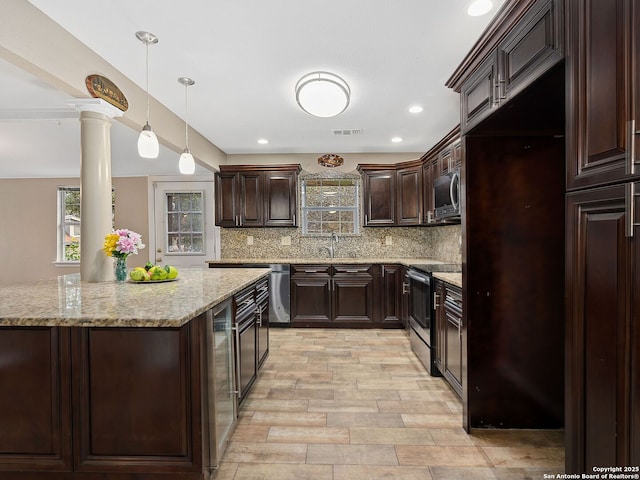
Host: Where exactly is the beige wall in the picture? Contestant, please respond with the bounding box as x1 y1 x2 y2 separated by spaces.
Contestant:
0 176 149 285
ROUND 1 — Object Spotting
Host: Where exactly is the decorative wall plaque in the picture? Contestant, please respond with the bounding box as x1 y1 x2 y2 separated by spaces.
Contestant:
85 75 129 111
318 154 344 168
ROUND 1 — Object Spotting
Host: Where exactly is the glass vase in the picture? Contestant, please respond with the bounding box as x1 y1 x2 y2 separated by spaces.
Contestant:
114 257 128 282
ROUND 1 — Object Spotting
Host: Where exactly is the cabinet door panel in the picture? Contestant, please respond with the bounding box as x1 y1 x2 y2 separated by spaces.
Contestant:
500 0 563 99
461 52 498 133
567 0 639 189
72 327 198 471
239 171 263 227
333 276 373 323
566 184 634 472
397 166 423 225
445 313 462 389
0 327 72 471
264 171 297 226
363 170 396 226
291 275 332 324
381 265 402 324
214 172 238 227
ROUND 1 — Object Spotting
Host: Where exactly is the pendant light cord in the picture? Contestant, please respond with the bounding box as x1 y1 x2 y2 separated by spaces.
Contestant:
184 84 189 149
145 42 150 124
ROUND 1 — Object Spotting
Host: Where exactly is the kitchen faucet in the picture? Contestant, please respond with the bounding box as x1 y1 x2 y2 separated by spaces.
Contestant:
325 231 339 258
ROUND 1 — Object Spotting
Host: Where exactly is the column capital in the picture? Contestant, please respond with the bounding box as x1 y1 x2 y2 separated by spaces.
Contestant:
67 98 124 119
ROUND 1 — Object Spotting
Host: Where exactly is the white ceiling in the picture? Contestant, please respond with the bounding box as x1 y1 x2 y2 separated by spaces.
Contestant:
0 1 503 178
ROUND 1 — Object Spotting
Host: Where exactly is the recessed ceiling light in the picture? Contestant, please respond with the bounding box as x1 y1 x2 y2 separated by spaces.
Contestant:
391 137 403 143
257 138 269 145
467 0 493 16
409 105 424 113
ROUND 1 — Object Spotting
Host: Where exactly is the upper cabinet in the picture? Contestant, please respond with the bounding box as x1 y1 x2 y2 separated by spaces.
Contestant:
215 164 301 228
358 127 461 228
566 0 640 190
359 168 397 226
451 0 563 133
396 163 423 225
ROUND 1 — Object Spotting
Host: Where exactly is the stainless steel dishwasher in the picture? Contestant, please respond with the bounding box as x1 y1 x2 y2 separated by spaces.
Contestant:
208 263 290 326
268 264 290 325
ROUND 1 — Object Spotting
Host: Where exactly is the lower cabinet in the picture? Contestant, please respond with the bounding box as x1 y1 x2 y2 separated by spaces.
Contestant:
290 264 405 328
0 317 227 478
232 278 270 404
291 264 374 327
566 183 640 472
434 279 463 398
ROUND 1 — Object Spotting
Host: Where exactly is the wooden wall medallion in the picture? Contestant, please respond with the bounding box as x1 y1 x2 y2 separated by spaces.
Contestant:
85 75 129 111
318 154 344 168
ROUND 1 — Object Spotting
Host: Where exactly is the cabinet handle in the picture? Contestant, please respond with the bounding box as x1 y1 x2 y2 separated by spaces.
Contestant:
497 74 506 101
232 325 242 399
364 214 368 225
381 266 385 277
626 182 637 238
293 214 296 225
434 292 440 308
627 120 638 175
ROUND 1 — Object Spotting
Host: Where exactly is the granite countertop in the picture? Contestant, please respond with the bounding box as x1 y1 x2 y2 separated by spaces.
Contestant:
207 257 451 267
433 272 463 288
0 267 270 328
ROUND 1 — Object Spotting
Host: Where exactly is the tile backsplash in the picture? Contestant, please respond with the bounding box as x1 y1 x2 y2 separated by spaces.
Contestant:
220 224 461 262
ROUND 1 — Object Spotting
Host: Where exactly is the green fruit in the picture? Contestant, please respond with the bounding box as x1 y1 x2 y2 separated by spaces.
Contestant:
150 266 168 280
129 269 146 281
165 265 178 279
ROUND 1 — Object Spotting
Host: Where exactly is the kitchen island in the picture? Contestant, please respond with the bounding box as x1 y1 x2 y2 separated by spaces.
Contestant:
0 267 270 479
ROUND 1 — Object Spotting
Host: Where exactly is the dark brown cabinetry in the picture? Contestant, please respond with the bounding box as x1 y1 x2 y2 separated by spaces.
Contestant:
215 164 301 227
0 315 232 478
564 0 640 472
455 0 563 133
420 127 461 224
566 0 640 190
396 165 423 225
434 279 463 398
291 264 374 327
377 264 403 325
359 168 396 226
566 183 640 471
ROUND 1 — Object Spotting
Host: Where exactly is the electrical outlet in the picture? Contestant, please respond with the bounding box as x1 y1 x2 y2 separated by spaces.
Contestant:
385 235 393 246
281 236 291 246
247 236 254 246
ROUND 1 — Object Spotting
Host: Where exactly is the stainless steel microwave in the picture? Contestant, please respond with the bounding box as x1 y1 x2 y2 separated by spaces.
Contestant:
433 170 460 220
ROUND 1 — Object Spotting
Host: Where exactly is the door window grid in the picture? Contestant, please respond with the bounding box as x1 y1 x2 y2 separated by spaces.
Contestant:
165 192 205 254
302 178 359 235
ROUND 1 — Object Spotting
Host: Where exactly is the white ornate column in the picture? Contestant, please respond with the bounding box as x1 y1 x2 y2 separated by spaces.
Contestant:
68 99 124 282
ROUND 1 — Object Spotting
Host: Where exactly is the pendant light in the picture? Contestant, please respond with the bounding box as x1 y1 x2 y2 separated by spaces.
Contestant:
178 77 196 175
136 31 159 159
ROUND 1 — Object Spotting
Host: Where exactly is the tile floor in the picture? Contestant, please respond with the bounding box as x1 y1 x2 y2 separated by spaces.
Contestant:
215 328 564 480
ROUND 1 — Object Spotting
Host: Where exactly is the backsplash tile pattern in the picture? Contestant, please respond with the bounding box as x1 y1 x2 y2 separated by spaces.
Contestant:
220 224 461 263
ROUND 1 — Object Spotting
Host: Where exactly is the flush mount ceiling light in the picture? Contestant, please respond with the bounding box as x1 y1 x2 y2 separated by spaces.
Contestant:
296 71 351 118
409 105 424 113
178 77 196 175
391 137 403 143
467 0 493 16
257 138 269 145
136 31 159 159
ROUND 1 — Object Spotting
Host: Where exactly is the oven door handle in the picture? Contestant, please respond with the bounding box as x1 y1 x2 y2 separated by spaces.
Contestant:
407 271 429 284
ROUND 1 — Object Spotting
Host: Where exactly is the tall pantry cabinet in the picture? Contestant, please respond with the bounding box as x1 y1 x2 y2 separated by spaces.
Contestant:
565 0 640 472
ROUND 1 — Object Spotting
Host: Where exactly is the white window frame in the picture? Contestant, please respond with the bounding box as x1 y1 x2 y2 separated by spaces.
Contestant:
301 177 360 236
57 187 81 263
56 187 115 264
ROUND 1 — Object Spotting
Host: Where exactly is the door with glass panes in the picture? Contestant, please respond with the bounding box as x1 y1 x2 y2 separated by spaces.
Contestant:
153 180 218 267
